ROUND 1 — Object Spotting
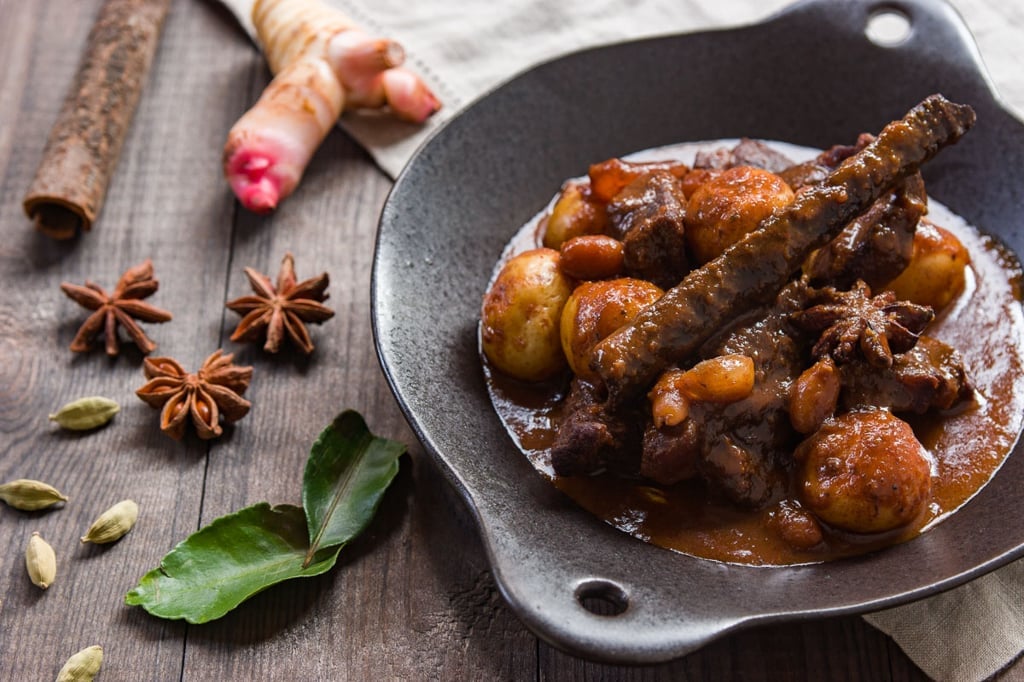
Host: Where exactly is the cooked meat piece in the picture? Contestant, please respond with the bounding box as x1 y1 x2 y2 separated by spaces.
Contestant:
606 171 690 289
693 146 732 171
778 133 873 190
696 289 804 506
640 419 700 484
640 284 806 505
590 95 975 403
693 138 795 173
839 335 973 413
803 174 927 289
588 157 690 203
729 138 796 173
550 378 642 476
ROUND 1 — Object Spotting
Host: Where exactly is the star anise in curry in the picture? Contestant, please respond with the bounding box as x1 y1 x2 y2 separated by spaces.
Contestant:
60 259 173 355
136 349 253 440
226 253 334 354
791 280 934 368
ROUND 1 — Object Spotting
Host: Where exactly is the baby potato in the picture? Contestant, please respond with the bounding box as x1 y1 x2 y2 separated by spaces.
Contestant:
886 220 970 310
685 166 795 264
797 408 932 534
560 278 663 380
481 249 574 381
542 182 608 249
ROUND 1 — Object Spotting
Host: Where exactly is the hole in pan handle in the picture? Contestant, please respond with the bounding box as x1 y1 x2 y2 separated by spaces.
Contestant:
576 579 630 617
866 6 913 46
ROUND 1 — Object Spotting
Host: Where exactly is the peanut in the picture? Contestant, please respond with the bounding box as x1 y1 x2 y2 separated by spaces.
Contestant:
559 235 624 280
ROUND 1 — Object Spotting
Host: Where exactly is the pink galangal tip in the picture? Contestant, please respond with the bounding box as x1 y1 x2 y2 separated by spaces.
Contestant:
383 70 442 123
226 151 284 214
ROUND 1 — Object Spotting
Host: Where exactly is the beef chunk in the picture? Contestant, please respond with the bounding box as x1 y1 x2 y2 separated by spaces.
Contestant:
693 138 795 173
840 335 973 413
804 174 927 289
551 378 641 476
607 171 690 289
640 419 700 485
695 290 805 506
639 285 807 505
778 133 873 190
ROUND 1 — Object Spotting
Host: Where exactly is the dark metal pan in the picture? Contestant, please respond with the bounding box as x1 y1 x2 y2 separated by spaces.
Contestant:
372 0 1024 663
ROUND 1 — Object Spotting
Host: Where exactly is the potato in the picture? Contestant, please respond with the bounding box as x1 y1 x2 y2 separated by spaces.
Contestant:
560 278 663 380
886 220 970 310
685 166 794 264
542 182 608 249
481 249 574 381
796 408 931 534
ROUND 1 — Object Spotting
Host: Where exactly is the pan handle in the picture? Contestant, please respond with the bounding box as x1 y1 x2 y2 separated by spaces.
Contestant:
773 0 1000 103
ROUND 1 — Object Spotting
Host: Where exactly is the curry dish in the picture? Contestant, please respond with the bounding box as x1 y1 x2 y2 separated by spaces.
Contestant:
480 95 1024 565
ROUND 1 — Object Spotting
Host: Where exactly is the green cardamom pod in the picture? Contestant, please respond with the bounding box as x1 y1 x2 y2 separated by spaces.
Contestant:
0 479 68 510
56 645 103 682
25 532 56 589
81 499 138 544
49 396 120 431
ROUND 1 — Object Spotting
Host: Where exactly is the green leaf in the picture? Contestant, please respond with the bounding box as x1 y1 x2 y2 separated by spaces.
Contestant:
302 410 406 566
125 503 341 624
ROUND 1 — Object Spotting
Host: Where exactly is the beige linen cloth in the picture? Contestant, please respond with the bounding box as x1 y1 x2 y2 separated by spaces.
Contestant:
219 0 1024 679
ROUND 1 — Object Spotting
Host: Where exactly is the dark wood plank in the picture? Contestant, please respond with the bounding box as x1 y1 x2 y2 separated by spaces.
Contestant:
0 0 258 678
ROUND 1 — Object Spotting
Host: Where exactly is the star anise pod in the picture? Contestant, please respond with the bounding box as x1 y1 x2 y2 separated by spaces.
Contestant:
791 280 934 368
226 253 334 354
60 259 173 355
136 349 253 440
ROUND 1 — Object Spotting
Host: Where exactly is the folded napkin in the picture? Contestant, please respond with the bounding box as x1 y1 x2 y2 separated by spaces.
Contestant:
217 0 1024 678
218 0 792 177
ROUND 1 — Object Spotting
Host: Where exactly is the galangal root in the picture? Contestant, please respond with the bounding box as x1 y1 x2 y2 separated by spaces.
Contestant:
224 0 441 213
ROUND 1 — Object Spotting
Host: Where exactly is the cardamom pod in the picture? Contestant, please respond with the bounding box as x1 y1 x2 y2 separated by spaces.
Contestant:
81 499 138 544
49 396 119 431
0 479 68 510
56 645 103 682
25 532 56 589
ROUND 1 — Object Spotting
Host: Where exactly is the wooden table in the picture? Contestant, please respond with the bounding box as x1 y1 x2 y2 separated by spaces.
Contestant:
1 0 1022 679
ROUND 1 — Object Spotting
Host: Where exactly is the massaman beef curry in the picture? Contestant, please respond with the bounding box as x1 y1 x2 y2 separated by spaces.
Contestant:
479 95 1024 565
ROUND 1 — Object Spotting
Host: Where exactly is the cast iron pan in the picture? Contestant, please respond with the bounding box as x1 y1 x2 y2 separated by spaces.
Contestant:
372 0 1024 663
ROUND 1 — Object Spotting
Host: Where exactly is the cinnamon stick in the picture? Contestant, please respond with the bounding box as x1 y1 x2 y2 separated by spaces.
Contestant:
22 0 173 239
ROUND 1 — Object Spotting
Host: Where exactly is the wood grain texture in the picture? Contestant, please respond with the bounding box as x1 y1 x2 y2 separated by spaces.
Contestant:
0 0 1022 680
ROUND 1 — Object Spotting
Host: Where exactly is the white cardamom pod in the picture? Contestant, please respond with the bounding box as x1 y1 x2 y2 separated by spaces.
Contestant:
81 499 138 544
49 396 119 431
25 532 56 589
0 479 68 510
56 645 103 682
